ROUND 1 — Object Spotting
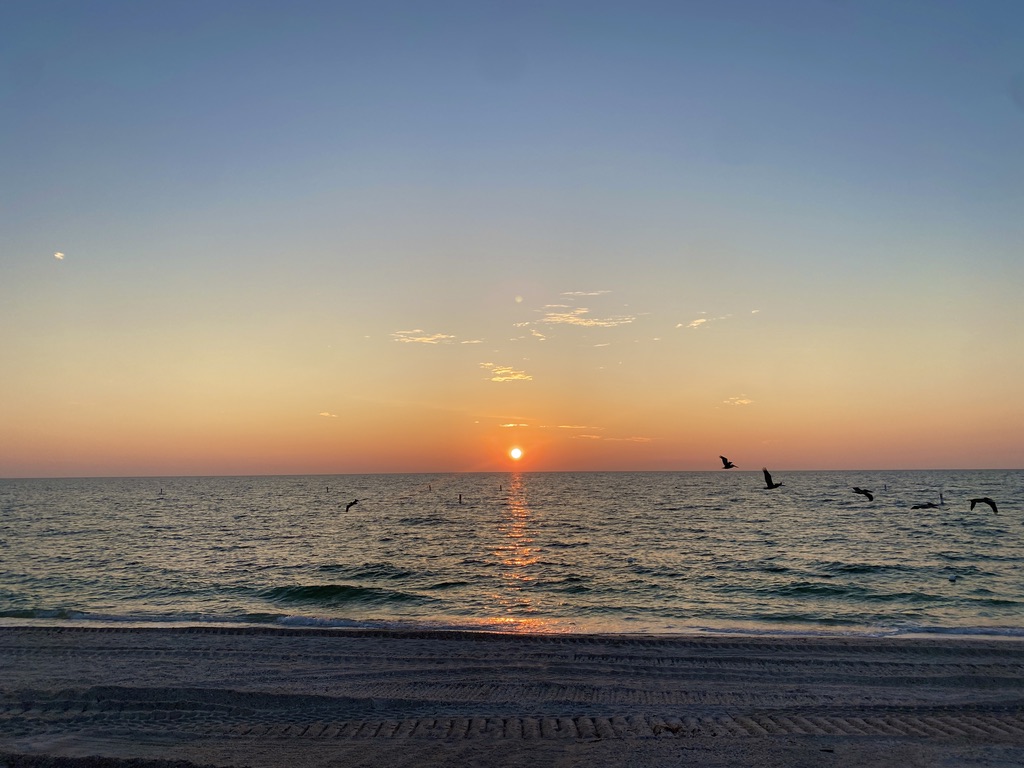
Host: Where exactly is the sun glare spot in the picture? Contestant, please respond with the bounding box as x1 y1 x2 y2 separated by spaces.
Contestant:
509 447 523 460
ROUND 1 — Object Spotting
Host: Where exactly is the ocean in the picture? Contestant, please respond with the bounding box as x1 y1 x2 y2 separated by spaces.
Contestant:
1 470 1021 637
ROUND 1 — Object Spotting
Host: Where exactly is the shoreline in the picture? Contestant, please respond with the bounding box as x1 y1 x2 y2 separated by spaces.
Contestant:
3 625 1023 767
3 615 1024 642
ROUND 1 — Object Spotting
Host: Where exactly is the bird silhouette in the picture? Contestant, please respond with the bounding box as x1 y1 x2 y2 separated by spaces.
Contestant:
762 468 783 489
720 455 737 469
853 487 874 501
345 499 359 512
911 502 939 510
969 497 998 514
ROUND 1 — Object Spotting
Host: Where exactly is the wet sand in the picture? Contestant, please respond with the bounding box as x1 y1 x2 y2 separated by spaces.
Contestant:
2 626 1023 767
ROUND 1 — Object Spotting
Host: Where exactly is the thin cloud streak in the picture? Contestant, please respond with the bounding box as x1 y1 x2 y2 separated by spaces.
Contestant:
540 307 636 328
392 329 457 344
724 396 754 406
480 362 532 382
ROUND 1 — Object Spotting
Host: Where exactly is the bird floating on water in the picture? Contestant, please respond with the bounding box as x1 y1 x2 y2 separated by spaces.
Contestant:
720 455 737 469
345 499 359 512
762 468 783 489
969 497 998 514
853 487 874 501
911 502 939 510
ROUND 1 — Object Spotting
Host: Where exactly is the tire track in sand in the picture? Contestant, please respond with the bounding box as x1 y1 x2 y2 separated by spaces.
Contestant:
2 627 1023 746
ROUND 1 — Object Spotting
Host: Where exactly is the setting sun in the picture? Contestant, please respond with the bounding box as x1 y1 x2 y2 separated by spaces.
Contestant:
509 448 523 461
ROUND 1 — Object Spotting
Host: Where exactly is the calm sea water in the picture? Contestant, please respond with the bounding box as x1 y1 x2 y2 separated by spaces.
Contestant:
1 471 1021 637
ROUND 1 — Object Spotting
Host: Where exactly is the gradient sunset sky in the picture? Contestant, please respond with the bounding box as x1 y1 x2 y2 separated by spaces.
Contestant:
3 1 1022 477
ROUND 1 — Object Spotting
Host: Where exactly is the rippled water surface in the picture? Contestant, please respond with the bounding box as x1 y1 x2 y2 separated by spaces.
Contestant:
1 471 1022 635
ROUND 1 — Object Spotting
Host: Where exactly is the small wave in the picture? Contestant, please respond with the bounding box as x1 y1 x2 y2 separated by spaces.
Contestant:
316 562 415 580
260 583 431 606
425 580 471 590
0 608 79 620
397 515 444 526
534 578 592 594
769 581 947 604
817 561 916 576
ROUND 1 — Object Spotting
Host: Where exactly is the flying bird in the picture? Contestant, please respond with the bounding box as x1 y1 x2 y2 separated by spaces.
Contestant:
345 499 359 512
720 455 737 469
969 497 998 514
853 487 874 501
911 502 939 510
762 468 783 489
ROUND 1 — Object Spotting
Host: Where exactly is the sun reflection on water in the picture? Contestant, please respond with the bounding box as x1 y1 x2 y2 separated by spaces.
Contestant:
487 472 555 631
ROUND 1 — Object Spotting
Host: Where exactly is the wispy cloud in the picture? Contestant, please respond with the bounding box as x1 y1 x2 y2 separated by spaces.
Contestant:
751 309 761 314
460 339 483 344
540 307 636 328
392 329 457 344
530 329 547 341
571 432 653 442
499 422 529 427
480 362 533 382
679 312 732 329
561 290 611 297
723 396 754 406
53 252 64 260
319 412 338 418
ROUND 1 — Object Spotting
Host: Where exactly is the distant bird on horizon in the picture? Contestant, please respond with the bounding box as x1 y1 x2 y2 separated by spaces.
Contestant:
345 499 359 512
762 468 783 489
853 487 874 502
969 497 998 514
911 502 940 510
720 455 737 469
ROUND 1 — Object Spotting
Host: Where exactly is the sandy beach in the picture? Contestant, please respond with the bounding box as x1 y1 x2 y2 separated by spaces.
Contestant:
1 626 1023 767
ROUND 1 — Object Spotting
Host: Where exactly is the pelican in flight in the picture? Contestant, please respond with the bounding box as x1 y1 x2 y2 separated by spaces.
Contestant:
345 499 359 512
969 497 998 514
853 487 874 501
720 455 737 469
911 502 939 510
762 468 783 489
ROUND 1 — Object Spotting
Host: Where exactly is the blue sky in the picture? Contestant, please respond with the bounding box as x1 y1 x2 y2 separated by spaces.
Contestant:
2 1 1022 475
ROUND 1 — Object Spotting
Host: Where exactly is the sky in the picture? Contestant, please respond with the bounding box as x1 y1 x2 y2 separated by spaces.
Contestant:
2 0 1022 477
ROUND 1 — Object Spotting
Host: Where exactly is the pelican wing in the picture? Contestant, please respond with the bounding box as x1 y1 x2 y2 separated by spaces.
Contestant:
971 497 998 513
